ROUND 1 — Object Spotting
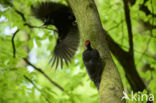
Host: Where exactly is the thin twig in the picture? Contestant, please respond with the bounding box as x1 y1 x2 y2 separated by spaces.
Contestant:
24 23 57 31
118 43 156 61
139 0 156 17
137 0 155 65
24 75 39 89
24 75 51 103
14 9 26 21
107 20 124 31
137 38 151 64
23 58 64 91
121 13 124 46
14 7 56 32
11 29 19 58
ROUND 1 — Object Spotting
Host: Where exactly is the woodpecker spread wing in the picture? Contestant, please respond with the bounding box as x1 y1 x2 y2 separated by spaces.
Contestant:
31 2 74 26
31 2 67 24
31 2 79 69
50 25 79 69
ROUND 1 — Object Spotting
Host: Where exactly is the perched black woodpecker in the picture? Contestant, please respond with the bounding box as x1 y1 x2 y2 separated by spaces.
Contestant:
31 2 79 69
83 40 103 89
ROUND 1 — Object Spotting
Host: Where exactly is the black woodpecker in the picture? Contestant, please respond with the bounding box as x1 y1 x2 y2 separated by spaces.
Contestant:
31 2 79 69
82 40 103 89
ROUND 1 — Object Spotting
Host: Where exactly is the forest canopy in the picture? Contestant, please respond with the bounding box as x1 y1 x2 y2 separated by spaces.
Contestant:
0 0 156 103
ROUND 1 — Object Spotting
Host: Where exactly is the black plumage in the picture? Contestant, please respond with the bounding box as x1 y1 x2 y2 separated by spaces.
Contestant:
83 40 103 89
31 2 79 69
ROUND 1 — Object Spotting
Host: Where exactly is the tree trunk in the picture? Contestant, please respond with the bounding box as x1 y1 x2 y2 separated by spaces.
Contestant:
66 0 124 103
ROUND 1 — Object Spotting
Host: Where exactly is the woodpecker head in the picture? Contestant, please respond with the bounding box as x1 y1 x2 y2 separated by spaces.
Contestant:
85 40 92 50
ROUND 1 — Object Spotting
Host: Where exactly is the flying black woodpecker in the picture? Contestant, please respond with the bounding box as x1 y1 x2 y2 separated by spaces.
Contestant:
31 2 79 69
83 40 103 89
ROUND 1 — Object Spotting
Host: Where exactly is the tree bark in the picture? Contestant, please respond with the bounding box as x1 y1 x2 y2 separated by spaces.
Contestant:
105 33 146 92
66 0 124 102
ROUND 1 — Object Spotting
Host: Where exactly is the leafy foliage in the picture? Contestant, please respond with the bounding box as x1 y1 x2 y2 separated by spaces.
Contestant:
0 0 156 103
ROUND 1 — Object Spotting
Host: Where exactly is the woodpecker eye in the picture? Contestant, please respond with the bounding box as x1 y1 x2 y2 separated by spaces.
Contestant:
85 40 90 46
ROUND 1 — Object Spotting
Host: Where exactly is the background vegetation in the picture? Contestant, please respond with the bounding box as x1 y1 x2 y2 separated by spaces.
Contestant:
0 0 156 103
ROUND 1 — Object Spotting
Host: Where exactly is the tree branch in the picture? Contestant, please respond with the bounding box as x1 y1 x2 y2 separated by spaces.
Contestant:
23 58 64 91
13 6 55 31
107 20 124 31
128 0 136 6
14 9 26 22
11 29 19 58
24 23 57 31
24 75 51 103
139 0 156 17
123 0 134 55
105 32 147 92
